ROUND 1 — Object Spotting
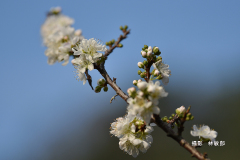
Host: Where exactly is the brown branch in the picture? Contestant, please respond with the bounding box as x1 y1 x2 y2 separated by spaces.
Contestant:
85 70 93 90
104 29 130 58
95 62 128 102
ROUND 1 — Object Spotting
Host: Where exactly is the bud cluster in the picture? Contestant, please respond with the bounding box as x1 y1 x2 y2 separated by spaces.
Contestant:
95 79 108 93
137 45 171 84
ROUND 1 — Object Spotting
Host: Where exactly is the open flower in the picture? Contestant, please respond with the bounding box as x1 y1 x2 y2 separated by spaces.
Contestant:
190 125 218 141
153 60 171 85
72 38 106 63
110 114 154 157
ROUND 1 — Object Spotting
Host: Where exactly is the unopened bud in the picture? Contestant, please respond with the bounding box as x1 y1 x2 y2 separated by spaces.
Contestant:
176 106 186 116
138 79 142 83
133 80 138 86
141 51 147 58
143 45 148 49
157 56 162 61
95 86 102 93
124 25 128 30
118 43 123 47
156 74 163 80
120 26 123 30
138 62 144 68
71 59 77 65
140 73 145 78
74 29 82 36
127 87 136 96
137 82 148 90
143 60 148 66
154 70 160 76
137 70 142 75
97 78 106 86
103 86 108 92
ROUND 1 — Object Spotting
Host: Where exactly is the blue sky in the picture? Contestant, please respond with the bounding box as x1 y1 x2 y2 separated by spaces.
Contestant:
0 0 240 159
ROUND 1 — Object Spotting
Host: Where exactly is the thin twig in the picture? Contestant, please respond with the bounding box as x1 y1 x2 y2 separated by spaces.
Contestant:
104 29 130 58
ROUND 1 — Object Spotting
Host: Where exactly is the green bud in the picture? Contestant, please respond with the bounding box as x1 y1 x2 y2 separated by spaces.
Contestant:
105 42 109 45
171 114 175 117
143 45 148 49
118 44 123 48
156 75 163 80
140 73 145 78
120 26 123 30
151 69 155 75
187 113 192 117
169 116 173 120
190 116 194 120
157 56 162 61
138 70 142 75
143 60 148 65
124 25 128 30
153 47 161 55
95 86 102 93
185 117 190 121
103 86 108 92
163 116 168 121
111 39 115 44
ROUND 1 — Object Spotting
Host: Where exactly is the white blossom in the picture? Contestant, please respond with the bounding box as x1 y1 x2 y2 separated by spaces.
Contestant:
72 54 94 74
153 60 171 85
110 114 154 157
127 96 159 124
190 125 218 141
41 8 84 66
72 38 106 63
147 81 168 105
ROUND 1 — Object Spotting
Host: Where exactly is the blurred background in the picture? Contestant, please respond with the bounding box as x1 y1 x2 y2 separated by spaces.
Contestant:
0 0 240 159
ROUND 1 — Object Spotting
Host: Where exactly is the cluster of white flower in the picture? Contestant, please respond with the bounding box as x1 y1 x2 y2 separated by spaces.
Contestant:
41 7 84 65
127 81 168 124
191 125 218 141
110 114 154 157
111 80 168 157
71 38 107 84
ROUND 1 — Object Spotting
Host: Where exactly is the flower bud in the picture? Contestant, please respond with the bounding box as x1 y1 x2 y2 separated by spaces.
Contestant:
133 80 138 86
153 47 161 55
143 60 148 66
118 44 123 47
154 70 160 76
103 86 108 92
105 42 109 45
141 51 147 58
156 74 163 80
120 26 123 30
97 78 106 86
138 79 142 83
137 70 142 75
169 116 173 120
74 29 82 36
124 25 128 30
143 45 148 49
138 62 144 68
140 73 145 78
176 106 186 115
71 59 77 65
111 39 115 44
95 86 102 93
127 87 136 96
137 81 148 90
138 91 144 97
157 56 162 61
